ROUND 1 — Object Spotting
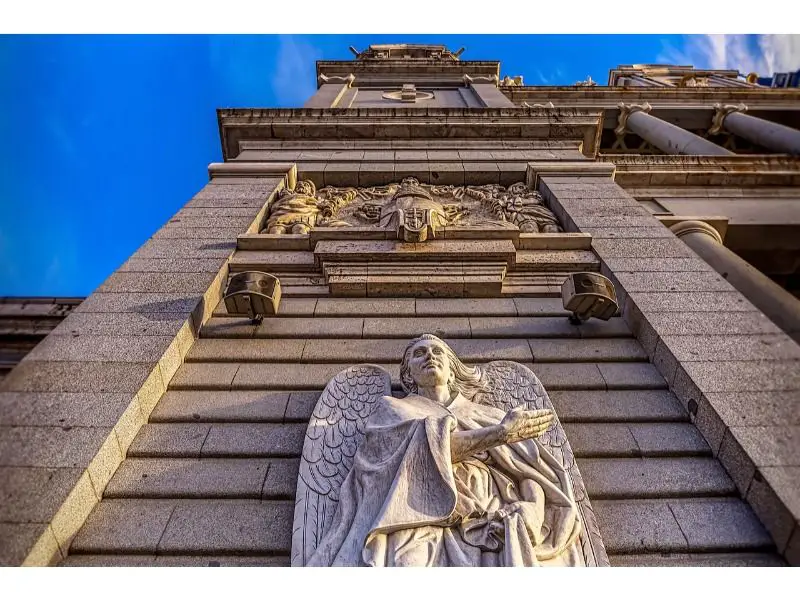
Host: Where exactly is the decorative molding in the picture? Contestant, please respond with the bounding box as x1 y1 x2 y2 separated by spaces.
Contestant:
463 74 500 85
669 219 724 244
526 161 616 190
208 162 297 189
522 101 555 109
709 102 748 136
614 102 652 137
318 73 356 86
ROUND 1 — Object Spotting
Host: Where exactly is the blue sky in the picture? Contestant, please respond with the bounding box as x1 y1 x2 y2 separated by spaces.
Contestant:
1 34 798 297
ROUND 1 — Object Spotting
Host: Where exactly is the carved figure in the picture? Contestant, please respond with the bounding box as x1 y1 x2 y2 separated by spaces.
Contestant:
467 183 561 232
292 335 608 567
265 181 355 234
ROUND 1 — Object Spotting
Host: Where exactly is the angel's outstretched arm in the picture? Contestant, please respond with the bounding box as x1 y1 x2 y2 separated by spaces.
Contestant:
450 408 553 463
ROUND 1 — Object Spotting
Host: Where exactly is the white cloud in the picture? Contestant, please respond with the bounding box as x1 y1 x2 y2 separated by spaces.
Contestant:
271 35 322 106
659 34 800 76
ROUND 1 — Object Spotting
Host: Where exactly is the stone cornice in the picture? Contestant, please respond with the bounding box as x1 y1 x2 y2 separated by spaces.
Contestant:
501 86 800 108
217 108 602 160
315 60 500 86
600 154 800 187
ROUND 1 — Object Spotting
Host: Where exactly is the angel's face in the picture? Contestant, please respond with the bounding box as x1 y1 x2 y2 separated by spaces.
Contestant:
408 339 452 389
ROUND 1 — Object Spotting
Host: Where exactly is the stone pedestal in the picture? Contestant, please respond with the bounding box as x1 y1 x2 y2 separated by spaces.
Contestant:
670 220 800 343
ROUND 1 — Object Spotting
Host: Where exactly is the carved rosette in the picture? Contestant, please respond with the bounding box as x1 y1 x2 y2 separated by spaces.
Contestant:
615 102 652 137
709 103 748 136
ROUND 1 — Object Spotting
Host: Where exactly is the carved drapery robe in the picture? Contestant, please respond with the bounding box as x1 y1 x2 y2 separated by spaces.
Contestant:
307 393 583 567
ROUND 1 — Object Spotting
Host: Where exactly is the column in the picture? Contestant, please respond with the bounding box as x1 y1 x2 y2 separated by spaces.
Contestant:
670 220 800 343
616 103 734 156
711 104 800 155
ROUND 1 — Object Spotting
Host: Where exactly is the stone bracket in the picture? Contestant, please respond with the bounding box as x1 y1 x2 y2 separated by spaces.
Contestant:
709 102 748 136
526 161 616 190
208 162 297 190
614 102 652 137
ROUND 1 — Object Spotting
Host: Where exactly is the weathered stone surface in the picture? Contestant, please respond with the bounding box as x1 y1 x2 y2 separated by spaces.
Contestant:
549 390 687 423
705 391 800 427
55 311 189 337
747 466 800 551
597 362 666 389
104 458 270 498
2 361 155 393
528 338 646 362
680 361 799 392
609 553 785 567
592 500 688 553
0 523 56 566
284 391 320 421
602 257 713 273
150 391 290 423
70 499 176 553
157 500 293 553
76 292 202 314
314 298 415 316
643 311 783 337
0 467 83 522
592 238 696 258
200 317 258 338
513 298 570 316
169 363 239 390
200 423 306 457
262 458 300 499
669 499 773 551
728 426 800 468
417 298 517 316
661 334 800 363
578 457 735 498
25 334 175 363
629 291 754 313
562 423 639 457
127 424 211 459
0 393 132 427
468 317 580 338
612 270 732 293
0 426 110 468
186 339 305 363
628 423 709 456
364 317 471 338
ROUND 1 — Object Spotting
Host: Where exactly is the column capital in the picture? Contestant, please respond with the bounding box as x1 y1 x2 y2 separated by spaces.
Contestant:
615 102 653 136
709 103 748 135
669 219 724 244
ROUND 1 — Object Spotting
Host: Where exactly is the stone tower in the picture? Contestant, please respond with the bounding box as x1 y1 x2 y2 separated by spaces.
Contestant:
1 44 799 567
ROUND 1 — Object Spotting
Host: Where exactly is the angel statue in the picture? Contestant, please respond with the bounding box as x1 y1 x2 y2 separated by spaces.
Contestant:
292 334 609 567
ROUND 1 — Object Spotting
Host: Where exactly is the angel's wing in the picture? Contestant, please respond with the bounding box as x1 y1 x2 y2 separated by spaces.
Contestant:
475 360 610 567
291 364 392 566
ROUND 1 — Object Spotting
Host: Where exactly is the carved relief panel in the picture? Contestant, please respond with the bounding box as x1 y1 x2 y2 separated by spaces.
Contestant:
262 177 563 241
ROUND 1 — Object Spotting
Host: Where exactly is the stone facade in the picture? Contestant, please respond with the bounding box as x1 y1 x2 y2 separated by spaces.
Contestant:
1 45 798 567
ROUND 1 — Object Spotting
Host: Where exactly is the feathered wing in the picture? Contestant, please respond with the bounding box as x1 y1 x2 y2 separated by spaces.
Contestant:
291 364 392 567
476 361 611 567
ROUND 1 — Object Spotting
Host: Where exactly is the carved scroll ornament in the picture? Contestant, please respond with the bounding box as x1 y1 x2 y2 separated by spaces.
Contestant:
292 334 609 567
709 103 748 136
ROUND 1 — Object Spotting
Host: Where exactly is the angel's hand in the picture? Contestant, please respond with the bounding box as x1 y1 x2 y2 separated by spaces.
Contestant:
500 407 554 444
